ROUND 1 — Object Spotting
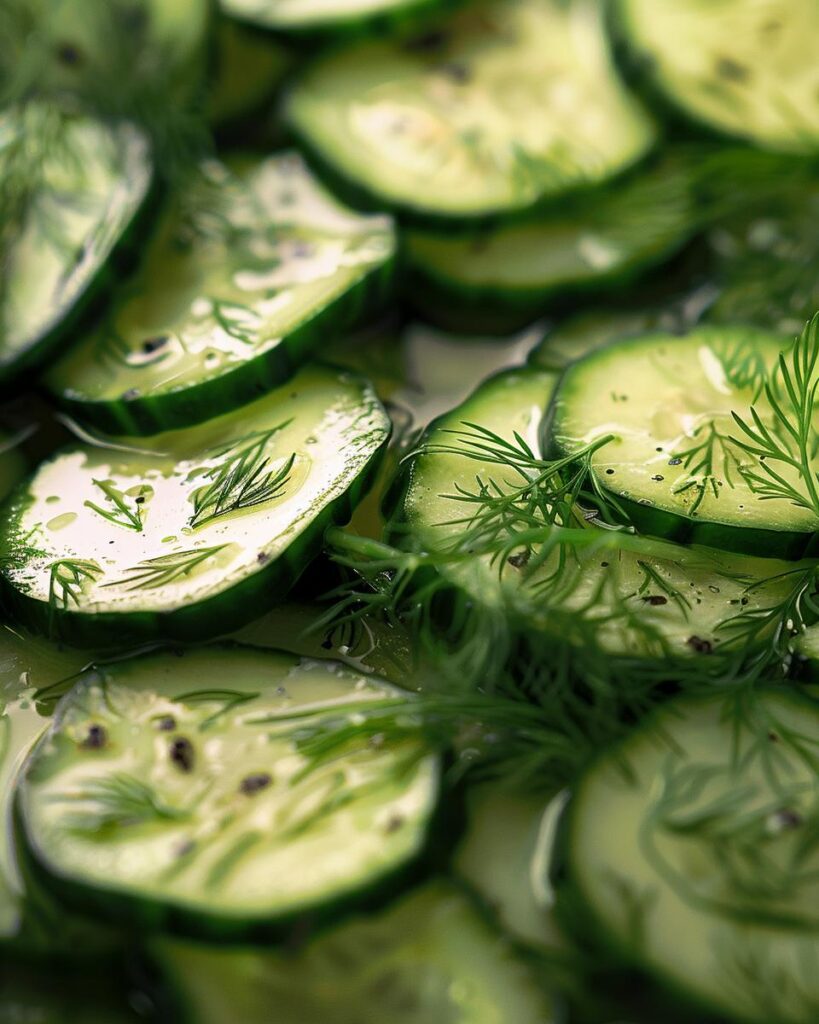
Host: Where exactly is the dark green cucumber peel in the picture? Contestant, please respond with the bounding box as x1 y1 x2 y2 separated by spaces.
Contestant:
548 327 819 558
404 156 695 331
0 365 390 647
0 108 157 389
155 882 555 1024
15 646 442 942
287 0 656 225
551 690 819 1024
46 153 396 435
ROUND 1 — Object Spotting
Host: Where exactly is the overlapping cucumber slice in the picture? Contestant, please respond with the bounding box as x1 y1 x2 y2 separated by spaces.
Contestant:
222 0 452 34
0 106 153 387
287 0 656 222
617 0 819 152
550 325 819 556
16 646 440 941
396 367 812 658
157 882 554 1023
406 156 694 329
47 153 395 434
0 364 390 646
554 689 819 1024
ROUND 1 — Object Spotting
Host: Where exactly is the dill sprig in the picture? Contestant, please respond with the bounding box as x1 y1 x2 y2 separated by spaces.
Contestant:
104 545 228 592
730 314 819 518
54 772 189 832
189 426 295 528
48 559 102 611
84 479 147 532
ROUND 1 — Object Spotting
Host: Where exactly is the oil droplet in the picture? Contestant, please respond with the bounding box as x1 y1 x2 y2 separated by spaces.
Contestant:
46 495 60 505
47 512 77 531
162 535 177 544
305 436 317 445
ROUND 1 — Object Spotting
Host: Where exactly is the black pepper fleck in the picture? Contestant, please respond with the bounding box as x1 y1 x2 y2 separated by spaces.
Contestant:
240 773 272 796
169 737 195 772
81 724 107 750
686 635 713 654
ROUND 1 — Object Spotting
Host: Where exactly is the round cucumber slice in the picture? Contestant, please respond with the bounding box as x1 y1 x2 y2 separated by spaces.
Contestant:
0 364 390 646
157 882 554 1023
406 156 693 329
397 367 813 658
16 646 440 941
557 689 819 1024
0 106 153 387
207 18 292 129
617 0 819 152
287 0 656 222
46 153 395 435
528 308 669 373
223 0 452 34
550 326 819 556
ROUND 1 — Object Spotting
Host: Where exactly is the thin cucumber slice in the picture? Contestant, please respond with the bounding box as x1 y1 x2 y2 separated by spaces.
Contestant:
617 0 819 152
0 106 153 387
528 308 668 373
0 364 389 647
207 18 292 129
46 153 395 435
550 326 819 556
397 367 813 658
157 882 555 1023
16 646 440 941
405 156 694 330
555 689 819 1024
222 0 452 34
287 0 656 222
455 784 565 955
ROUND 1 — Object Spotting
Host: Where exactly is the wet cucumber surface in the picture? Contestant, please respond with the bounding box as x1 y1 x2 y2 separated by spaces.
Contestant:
47 153 395 434
17 646 440 940
287 0 656 221
557 690 819 1024
549 327 819 555
0 365 390 645
222 0 452 33
0 106 153 386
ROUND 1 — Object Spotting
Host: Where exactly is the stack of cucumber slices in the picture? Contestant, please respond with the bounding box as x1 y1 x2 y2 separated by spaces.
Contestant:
2 1 819 1022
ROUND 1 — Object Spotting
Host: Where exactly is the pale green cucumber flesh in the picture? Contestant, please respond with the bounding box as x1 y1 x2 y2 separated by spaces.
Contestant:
46 152 395 432
18 646 439 936
618 0 819 152
400 367 813 657
0 365 389 642
0 107 152 383
561 690 819 1024
406 156 693 297
158 882 555 1023
550 327 819 544
287 0 655 219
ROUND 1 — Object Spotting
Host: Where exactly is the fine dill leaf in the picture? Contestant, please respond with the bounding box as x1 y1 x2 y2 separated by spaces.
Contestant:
53 772 189 832
189 426 295 528
103 545 228 592
84 479 148 532
730 314 819 518
48 559 102 611
670 420 745 515
172 689 261 730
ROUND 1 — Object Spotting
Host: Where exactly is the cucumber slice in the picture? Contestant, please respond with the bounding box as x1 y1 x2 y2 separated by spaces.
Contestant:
0 364 389 647
46 153 395 434
0 106 153 387
528 309 667 372
550 326 819 556
556 689 819 1023
397 367 813 658
455 784 565 955
287 0 656 222
223 0 451 34
207 18 292 129
16 646 440 941
157 882 554 1023
405 156 694 330
617 0 819 152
